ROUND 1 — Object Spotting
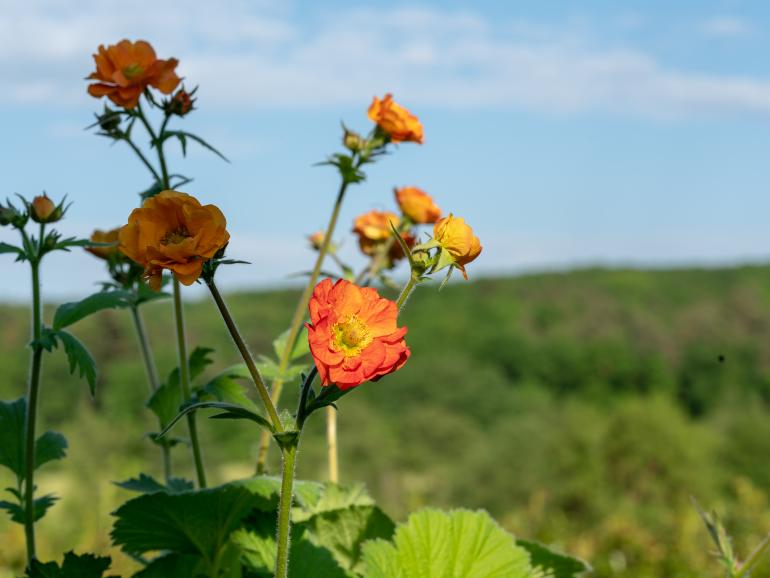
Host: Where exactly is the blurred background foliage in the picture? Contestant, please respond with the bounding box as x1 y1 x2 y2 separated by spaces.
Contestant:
2 265 770 577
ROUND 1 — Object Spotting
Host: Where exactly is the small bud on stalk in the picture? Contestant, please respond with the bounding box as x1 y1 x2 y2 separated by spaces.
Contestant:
30 194 66 224
165 87 197 117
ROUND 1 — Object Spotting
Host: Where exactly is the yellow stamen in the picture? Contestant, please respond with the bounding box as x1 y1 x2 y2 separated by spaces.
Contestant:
161 227 191 246
331 315 372 357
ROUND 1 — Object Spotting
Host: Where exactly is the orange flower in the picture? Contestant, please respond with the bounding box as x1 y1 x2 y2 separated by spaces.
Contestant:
306 279 410 389
368 94 424 144
434 214 482 280
118 190 229 290
86 228 121 260
352 210 414 261
395 186 441 224
30 194 57 223
87 40 181 109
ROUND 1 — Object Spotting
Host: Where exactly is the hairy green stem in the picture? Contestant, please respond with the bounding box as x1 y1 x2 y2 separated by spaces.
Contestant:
129 304 172 482
173 278 207 488
205 279 283 432
396 274 419 311
738 533 770 577
275 443 298 578
23 258 42 563
256 175 353 472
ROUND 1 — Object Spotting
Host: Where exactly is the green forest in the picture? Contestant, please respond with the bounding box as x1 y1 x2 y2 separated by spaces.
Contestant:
2 265 770 577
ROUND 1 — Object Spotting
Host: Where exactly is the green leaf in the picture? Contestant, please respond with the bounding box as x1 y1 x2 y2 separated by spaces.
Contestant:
53 290 133 330
163 130 230 162
1 494 58 524
133 553 204 578
195 364 260 413
273 327 311 362
158 401 274 439
134 283 171 306
149 347 214 428
115 474 167 494
255 356 307 382
35 431 68 470
56 330 97 396
361 508 536 578
111 477 286 568
304 505 395 574
26 551 117 578
233 511 348 578
517 540 591 578
0 398 26 478
293 482 375 522
0 241 23 257
0 398 67 480
304 385 352 416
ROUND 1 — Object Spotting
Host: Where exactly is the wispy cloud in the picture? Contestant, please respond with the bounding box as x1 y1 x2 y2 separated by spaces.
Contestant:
701 16 751 38
2 1 770 118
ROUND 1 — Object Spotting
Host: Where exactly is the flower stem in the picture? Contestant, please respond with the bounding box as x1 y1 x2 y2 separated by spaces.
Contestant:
129 304 172 482
205 278 284 432
122 135 161 183
173 278 207 488
256 176 353 473
326 406 338 483
275 443 298 578
23 258 42 563
396 274 419 311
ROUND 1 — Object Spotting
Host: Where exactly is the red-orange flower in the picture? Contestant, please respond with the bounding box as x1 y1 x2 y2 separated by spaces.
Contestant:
118 190 229 290
368 94 424 144
87 40 181 109
395 186 441 224
306 279 410 389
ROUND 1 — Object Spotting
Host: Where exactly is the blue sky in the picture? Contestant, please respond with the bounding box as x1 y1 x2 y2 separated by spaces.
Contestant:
1 0 770 300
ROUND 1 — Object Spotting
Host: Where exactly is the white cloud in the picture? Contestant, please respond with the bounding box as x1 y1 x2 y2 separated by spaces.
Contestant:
701 16 750 38
1 1 769 118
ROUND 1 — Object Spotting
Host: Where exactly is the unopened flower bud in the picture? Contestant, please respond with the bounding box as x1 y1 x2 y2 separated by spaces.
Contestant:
98 107 122 132
308 231 326 251
0 203 24 227
343 129 365 152
166 88 196 117
31 194 62 223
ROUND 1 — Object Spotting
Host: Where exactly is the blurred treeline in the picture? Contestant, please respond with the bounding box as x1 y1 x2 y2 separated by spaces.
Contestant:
2 266 770 577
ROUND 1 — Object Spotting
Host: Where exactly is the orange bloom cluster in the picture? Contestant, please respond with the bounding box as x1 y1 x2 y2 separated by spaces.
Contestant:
118 191 229 290
87 40 181 109
395 186 441 224
434 215 482 280
352 210 415 260
306 279 410 389
86 228 121 260
368 94 424 144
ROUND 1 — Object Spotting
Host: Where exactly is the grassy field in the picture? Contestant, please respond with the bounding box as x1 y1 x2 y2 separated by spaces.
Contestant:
2 266 770 576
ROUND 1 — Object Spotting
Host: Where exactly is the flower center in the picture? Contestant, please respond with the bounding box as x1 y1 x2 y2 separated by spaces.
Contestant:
331 315 373 357
161 226 192 246
122 63 145 80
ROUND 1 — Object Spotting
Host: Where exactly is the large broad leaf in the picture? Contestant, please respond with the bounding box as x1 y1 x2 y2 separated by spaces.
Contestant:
56 330 97 397
52 290 133 330
132 553 204 578
26 551 117 578
232 511 348 578
0 398 67 480
361 509 535 578
111 476 292 568
294 482 374 521
517 540 591 578
304 505 395 574
195 364 260 413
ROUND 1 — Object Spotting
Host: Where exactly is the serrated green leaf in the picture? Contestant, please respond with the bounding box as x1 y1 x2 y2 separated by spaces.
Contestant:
517 540 591 578
26 551 117 578
115 474 167 494
0 398 26 478
35 431 68 470
133 553 204 578
53 290 133 330
293 482 375 522
56 330 97 396
159 401 274 439
361 509 536 578
1 494 58 524
0 398 66 480
273 327 311 362
195 364 260 413
304 505 395 574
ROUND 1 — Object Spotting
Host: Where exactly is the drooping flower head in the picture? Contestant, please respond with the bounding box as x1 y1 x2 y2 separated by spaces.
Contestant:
118 190 229 290
352 210 415 261
87 40 181 109
433 214 482 280
86 228 121 260
368 94 424 144
395 186 441 224
306 279 410 389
